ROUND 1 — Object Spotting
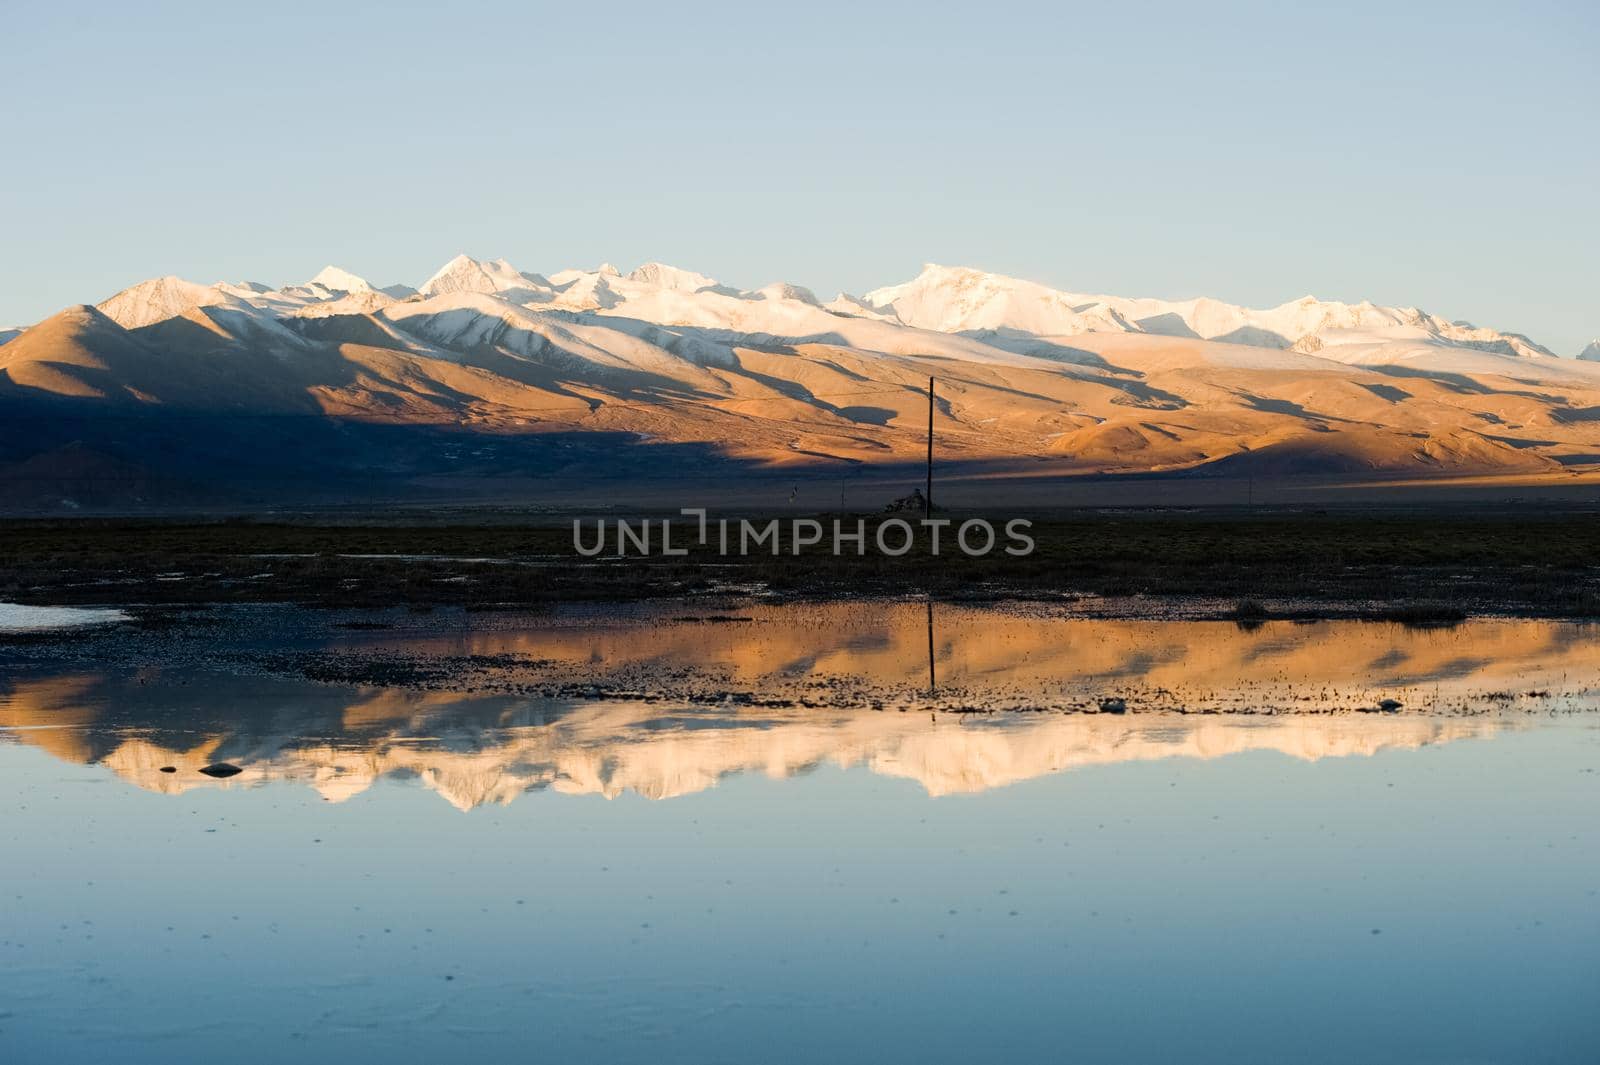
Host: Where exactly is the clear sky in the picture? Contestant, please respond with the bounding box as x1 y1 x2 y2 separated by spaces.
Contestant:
2 0 1594 352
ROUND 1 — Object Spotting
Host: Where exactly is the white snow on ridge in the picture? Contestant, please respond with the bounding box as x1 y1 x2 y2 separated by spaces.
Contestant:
82 254 1579 374
419 254 549 299
625 262 720 292
864 263 1116 337
380 290 741 374
97 276 243 329
308 265 375 294
287 290 396 318
755 282 821 306
862 264 1559 361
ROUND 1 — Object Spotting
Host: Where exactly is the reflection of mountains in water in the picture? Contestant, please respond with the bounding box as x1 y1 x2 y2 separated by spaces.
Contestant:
0 670 1521 809
387 604 1600 708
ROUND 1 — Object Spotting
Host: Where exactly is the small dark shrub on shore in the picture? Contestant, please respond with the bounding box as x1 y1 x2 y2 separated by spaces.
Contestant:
1231 599 1269 620
1375 603 1468 626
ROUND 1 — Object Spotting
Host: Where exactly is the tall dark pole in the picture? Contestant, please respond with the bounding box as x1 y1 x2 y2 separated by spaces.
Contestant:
925 376 934 519
926 379 936 699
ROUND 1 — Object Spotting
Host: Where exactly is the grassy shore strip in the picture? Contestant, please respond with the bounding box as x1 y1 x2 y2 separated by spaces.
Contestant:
0 512 1598 617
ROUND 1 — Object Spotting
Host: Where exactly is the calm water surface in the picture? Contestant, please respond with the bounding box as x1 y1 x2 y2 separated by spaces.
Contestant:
2 608 1597 1063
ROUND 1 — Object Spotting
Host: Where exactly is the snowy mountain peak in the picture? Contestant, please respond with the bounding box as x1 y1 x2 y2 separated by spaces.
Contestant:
97 275 236 330
16 252 1600 509
308 266 374 294
921 262 979 279
70 257 1572 373
755 282 821 306
825 293 900 322
1580 340 1600 362
864 263 1094 336
419 254 542 299
858 264 1560 360
626 262 718 292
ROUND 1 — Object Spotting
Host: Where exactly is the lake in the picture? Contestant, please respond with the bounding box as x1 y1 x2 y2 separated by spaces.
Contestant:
2 605 1597 1063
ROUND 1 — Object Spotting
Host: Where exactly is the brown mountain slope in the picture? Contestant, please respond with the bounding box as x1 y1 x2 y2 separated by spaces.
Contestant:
3 301 1599 507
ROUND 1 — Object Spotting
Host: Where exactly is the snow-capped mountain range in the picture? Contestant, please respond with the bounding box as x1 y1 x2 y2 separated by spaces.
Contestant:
4 254 1600 507
74 255 1572 363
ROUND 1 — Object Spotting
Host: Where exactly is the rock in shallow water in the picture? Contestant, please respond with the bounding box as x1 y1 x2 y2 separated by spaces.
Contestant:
199 763 242 778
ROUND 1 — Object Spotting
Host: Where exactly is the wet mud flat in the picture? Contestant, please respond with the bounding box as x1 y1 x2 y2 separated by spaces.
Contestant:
4 598 1599 719
2 510 1600 618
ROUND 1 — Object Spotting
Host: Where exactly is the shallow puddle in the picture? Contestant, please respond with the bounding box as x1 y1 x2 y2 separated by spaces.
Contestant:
0 602 128 632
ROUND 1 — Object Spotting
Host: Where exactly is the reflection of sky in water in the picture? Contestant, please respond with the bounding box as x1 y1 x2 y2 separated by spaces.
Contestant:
2 714 1597 1064
0 602 127 632
3 610 1599 1062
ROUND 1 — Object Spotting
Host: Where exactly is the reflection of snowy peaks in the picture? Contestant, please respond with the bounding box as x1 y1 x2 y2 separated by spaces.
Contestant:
14 687 1514 809
4 602 1572 809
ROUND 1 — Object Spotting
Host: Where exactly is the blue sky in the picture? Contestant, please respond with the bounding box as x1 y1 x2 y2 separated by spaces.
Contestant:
2 0 1594 352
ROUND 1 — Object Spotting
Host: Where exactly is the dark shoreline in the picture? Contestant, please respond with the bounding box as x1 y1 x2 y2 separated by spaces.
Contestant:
2 599 1594 719
2 508 1600 620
